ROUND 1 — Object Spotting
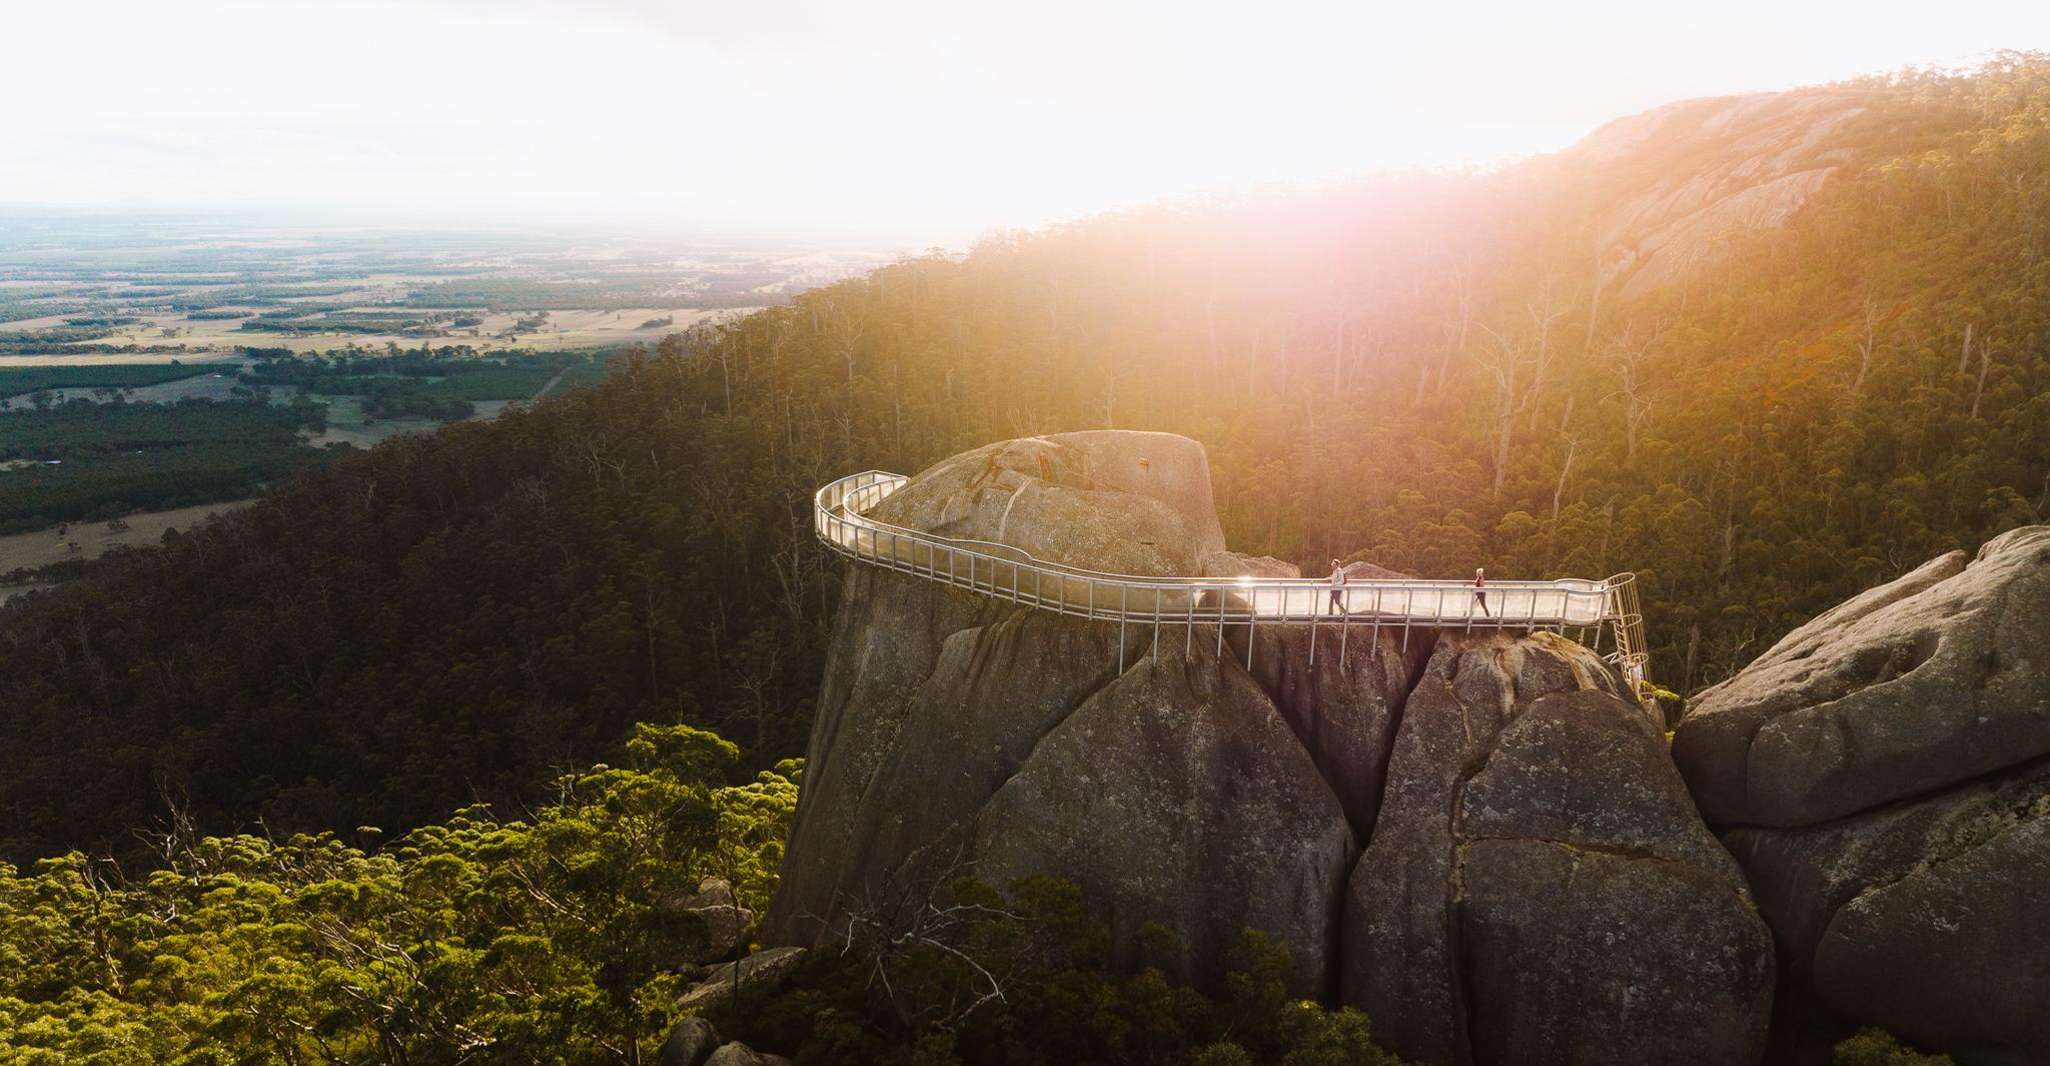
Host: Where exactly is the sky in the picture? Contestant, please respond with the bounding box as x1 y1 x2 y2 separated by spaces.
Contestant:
7 0 2050 244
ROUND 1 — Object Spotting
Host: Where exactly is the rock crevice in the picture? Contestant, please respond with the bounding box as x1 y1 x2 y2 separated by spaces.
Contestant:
1344 642 1771 1066
1677 526 2050 829
769 432 1776 1061
1678 527 2050 1063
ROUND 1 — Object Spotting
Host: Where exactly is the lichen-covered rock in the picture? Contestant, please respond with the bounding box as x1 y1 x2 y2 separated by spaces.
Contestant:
676 946 807 1014
702 1043 791 1066
1676 530 2050 1061
1343 633 1772 1066
1675 526 2050 828
1199 551 1297 581
766 432 1224 944
868 431 1226 571
763 559 996 943
971 645 1355 997
670 878 752 963
773 431 1780 1041
658 1017 722 1066
1815 815 2050 1066
828 609 1126 903
1724 758 2050 1064
1342 632 1625 1055
767 433 1355 996
1242 625 1416 837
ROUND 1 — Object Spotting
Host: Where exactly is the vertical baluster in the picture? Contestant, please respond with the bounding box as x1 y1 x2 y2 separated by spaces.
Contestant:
1216 590 1225 657
1246 590 1258 670
1112 585 1130 668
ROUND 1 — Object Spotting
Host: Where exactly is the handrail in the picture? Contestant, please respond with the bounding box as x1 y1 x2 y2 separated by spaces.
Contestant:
815 469 1653 697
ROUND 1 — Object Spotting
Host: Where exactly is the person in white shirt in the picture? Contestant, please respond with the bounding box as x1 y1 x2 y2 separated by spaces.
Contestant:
1329 559 1347 615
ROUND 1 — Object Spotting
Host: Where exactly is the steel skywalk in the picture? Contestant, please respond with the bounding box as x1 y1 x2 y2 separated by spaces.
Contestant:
816 470 1652 697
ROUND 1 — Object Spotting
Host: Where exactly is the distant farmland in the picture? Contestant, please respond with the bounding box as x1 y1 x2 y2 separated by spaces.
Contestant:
0 363 212 397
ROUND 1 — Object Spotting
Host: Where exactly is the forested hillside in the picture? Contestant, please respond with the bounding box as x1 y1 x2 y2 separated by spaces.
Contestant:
5 57 2050 863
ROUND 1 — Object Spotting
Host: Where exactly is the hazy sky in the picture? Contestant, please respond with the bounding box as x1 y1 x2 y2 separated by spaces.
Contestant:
8 0 2050 243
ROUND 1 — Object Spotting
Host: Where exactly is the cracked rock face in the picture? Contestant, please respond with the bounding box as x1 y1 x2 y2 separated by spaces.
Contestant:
1343 634 1773 1066
1678 527 2050 1061
770 431 1774 1045
1676 527 2050 828
1724 759 2050 1065
764 431 1350 996
766 432 1222 945
971 644 1355 996
1211 554 1427 839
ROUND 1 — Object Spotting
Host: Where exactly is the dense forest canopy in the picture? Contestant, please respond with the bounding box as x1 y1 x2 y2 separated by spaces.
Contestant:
0 723 802 1063
0 398 327 533
3 57 2050 868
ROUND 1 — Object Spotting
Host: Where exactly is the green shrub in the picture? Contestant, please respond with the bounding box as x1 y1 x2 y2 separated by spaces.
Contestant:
1835 1028 1956 1065
718 877 1404 1066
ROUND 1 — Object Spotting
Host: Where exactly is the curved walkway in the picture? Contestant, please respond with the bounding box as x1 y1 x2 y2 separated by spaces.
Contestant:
816 470 1650 691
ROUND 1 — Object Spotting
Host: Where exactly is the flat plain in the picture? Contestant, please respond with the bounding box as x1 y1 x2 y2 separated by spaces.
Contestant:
0 216 895 361
0 214 898 590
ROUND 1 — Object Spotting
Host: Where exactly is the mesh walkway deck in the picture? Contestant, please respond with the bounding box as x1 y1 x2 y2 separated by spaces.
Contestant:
816 470 1651 695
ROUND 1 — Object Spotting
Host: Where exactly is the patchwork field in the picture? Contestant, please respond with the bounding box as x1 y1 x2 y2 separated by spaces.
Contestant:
43 306 740 354
0 220 891 362
0 352 242 368
0 497 255 575
0 215 897 593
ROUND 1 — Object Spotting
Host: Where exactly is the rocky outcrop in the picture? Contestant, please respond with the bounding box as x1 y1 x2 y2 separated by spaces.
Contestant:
1725 759 2050 1065
765 432 1350 996
1675 526 2050 828
875 430 1226 568
771 431 1777 1051
971 644 1354 995
1676 527 2050 1062
1567 90 1869 298
676 946 807 1014
1343 633 1773 1066
658 1017 723 1066
1243 624 1417 838
767 432 1221 946
1211 554 1427 838
671 878 751 963
703 1043 791 1066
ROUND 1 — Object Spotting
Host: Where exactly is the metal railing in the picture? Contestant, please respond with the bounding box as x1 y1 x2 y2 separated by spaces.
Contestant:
815 470 1653 697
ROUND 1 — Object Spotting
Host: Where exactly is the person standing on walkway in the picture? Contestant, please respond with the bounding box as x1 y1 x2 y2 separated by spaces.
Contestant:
1329 559 1347 615
1474 566 1491 617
